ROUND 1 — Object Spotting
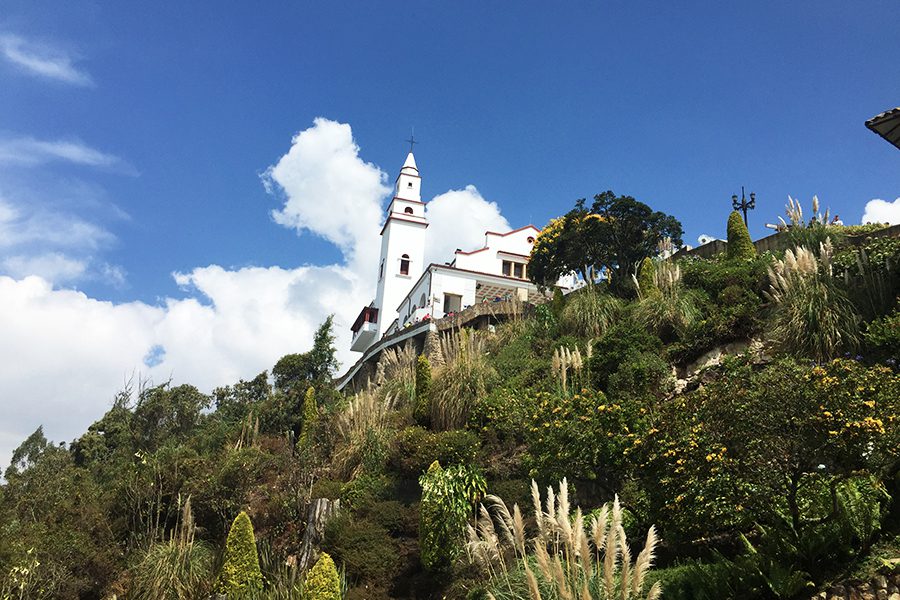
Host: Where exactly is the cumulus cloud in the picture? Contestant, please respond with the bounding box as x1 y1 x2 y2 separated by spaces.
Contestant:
861 197 900 225
0 117 516 471
0 33 93 86
262 118 389 272
0 136 131 172
425 185 511 264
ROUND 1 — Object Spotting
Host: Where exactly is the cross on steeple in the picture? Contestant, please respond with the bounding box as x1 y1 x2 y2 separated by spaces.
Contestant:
405 130 417 153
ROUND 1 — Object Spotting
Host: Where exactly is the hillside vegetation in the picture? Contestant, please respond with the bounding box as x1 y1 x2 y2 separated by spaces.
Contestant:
1 196 898 600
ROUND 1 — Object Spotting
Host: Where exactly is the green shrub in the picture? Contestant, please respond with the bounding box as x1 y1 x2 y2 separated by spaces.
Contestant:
726 210 757 260
636 256 657 294
560 286 623 338
366 500 416 536
607 349 673 402
864 308 900 366
311 479 344 500
524 389 641 490
216 511 263 594
304 552 341 600
681 253 770 298
323 514 398 584
589 319 663 390
419 461 486 573
389 426 480 478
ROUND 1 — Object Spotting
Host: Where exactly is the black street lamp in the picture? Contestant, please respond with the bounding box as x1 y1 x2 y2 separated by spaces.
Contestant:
732 186 756 226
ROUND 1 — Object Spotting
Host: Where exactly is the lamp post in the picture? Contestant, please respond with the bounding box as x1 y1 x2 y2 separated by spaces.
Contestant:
732 186 756 226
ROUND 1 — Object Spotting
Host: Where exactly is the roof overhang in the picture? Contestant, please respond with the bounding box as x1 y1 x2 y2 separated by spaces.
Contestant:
866 107 900 151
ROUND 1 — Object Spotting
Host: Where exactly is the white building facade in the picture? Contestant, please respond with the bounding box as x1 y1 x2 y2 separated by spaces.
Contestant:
349 152 567 354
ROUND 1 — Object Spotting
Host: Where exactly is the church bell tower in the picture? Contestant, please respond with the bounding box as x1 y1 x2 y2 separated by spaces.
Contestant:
372 150 428 339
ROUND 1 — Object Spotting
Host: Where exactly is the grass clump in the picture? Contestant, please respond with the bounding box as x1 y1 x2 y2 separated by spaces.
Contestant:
765 241 860 362
560 286 623 338
431 330 496 430
467 479 661 600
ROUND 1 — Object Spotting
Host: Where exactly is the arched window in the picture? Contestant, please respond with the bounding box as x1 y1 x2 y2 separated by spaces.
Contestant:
420 293 427 306
404 206 414 214
400 254 410 275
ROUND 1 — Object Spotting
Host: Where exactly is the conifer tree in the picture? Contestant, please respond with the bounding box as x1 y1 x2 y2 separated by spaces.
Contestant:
304 552 341 600
636 256 658 296
727 210 757 259
216 511 263 594
298 386 318 447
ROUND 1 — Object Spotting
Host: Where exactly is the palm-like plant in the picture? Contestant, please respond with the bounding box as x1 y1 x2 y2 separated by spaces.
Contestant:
468 479 662 600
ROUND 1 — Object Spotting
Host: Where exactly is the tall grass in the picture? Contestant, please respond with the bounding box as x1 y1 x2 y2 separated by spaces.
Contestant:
765 241 860 361
430 329 496 430
333 386 398 478
560 287 623 338
633 260 701 341
467 479 661 600
130 497 213 600
374 342 417 408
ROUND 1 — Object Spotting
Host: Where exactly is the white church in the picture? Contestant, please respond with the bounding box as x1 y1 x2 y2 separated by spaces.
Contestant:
348 150 569 355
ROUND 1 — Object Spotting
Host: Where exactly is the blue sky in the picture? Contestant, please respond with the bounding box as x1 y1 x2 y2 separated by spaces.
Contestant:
0 1 898 464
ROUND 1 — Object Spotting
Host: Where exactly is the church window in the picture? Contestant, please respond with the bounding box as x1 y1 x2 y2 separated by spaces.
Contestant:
404 207 414 214
400 254 410 275
420 293 427 307
407 182 413 188
527 236 535 244
379 259 384 280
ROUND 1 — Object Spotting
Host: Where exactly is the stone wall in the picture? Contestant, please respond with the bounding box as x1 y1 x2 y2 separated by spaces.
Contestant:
811 571 900 600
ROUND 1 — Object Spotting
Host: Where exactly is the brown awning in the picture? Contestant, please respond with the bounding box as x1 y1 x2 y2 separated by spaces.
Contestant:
866 107 900 151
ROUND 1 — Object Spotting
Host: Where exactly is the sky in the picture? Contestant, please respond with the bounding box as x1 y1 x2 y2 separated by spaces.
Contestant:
1 1 898 468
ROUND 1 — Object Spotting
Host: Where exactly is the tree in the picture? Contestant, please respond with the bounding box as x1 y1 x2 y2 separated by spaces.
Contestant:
216 511 263 594
298 386 318 448
304 552 341 600
414 354 432 425
529 192 683 295
273 316 339 394
726 210 757 260
636 256 657 296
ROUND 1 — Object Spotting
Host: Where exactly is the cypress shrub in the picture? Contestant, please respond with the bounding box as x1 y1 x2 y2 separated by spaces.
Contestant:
299 386 318 447
216 511 263 594
304 552 341 600
726 210 757 260
636 256 658 296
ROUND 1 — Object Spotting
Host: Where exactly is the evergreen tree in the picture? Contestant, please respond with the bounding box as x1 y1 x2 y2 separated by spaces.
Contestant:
636 256 658 296
727 210 757 260
216 511 263 594
298 386 318 448
304 552 341 600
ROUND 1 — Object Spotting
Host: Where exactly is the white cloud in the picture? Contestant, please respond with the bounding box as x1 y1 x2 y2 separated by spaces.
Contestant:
0 118 517 471
0 137 129 171
425 185 511 264
0 33 93 86
262 118 389 274
1 253 87 283
861 197 900 225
